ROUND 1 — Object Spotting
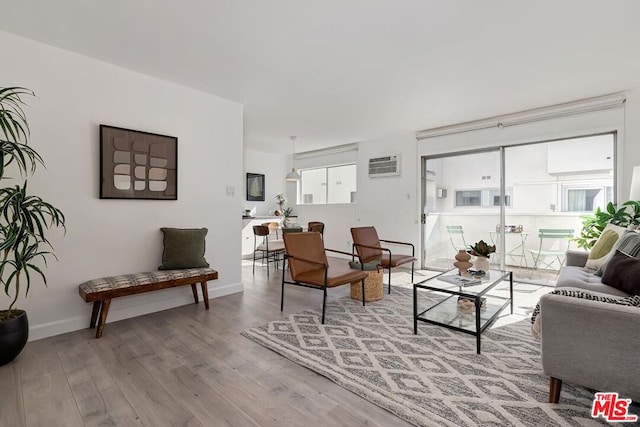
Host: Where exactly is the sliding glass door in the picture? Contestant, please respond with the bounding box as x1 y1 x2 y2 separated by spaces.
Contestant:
502 134 614 283
422 149 501 271
422 133 615 284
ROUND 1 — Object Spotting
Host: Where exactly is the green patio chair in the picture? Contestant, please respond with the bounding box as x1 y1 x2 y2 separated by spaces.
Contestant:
528 228 574 272
446 225 470 252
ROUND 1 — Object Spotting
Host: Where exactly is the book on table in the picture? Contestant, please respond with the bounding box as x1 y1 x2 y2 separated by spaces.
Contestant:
438 275 481 287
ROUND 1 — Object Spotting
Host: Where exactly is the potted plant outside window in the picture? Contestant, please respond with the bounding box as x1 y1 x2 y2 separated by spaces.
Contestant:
0 87 65 366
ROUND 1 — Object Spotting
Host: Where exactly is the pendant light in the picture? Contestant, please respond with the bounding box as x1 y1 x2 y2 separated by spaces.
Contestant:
285 135 301 181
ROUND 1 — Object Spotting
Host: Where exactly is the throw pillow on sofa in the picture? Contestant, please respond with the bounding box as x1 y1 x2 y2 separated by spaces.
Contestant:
601 250 640 295
584 223 627 270
596 230 640 276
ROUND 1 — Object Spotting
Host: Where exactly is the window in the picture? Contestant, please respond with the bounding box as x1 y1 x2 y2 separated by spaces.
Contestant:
562 184 613 212
300 168 327 205
489 189 511 207
300 164 356 205
456 190 481 206
455 188 512 207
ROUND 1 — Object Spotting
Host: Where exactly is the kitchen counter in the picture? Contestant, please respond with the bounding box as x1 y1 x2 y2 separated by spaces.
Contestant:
242 216 299 257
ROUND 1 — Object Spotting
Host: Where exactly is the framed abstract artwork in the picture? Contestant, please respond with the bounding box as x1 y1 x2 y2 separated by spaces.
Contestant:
246 173 265 201
100 125 177 200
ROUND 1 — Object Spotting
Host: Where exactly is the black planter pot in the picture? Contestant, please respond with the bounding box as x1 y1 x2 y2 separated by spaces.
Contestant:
0 310 29 366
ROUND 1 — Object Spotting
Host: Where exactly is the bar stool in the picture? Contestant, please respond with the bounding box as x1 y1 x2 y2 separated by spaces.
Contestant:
253 225 285 277
308 221 325 239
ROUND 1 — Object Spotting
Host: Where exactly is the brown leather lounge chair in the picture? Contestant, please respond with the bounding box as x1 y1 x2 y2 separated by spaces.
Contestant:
282 232 367 323
351 226 416 294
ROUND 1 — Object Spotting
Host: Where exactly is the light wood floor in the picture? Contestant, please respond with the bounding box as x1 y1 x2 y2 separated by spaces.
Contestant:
1 263 419 427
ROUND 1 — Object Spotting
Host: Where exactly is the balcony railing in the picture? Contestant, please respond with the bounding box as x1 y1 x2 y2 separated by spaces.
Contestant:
424 212 584 283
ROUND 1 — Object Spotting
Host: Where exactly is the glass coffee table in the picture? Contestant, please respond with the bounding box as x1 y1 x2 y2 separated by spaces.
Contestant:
413 269 513 354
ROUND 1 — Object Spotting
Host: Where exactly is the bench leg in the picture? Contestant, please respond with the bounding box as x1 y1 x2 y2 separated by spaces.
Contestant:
90 301 101 328
96 299 111 339
201 281 210 310
191 283 199 304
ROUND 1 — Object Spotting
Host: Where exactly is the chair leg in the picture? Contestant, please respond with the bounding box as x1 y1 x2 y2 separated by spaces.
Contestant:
321 287 327 324
411 262 414 283
266 251 270 278
361 279 366 306
529 253 540 279
549 377 562 403
388 268 392 294
280 273 286 312
253 250 256 275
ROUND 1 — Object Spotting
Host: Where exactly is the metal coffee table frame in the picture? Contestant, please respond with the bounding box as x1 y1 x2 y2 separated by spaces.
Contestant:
413 269 513 354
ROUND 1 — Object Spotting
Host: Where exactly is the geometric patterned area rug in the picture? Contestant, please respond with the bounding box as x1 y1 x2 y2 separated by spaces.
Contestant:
242 286 607 427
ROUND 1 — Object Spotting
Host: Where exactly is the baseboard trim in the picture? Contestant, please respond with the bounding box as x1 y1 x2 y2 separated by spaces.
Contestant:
28 281 244 341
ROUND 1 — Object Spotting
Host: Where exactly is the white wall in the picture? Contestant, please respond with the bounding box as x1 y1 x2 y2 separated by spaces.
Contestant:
0 31 244 340
292 132 420 259
355 133 420 247
243 149 287 215
623 89 640 195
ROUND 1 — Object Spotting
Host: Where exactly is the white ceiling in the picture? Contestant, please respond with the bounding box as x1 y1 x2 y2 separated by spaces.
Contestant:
1 1 640 154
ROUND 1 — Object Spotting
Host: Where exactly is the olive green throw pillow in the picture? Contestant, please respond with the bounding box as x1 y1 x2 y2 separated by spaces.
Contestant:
584 223 626 271
159 227 210 270
348 260 380 271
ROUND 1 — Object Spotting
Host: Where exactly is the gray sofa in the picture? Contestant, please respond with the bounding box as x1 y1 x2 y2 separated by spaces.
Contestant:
540 250 640 403
555 250 630 296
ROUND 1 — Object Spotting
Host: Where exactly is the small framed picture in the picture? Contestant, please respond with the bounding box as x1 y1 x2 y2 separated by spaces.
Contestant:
246 173 265 201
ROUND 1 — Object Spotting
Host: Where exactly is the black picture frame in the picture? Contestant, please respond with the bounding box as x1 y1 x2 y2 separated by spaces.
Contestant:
246 173 265 201
100 125 178 200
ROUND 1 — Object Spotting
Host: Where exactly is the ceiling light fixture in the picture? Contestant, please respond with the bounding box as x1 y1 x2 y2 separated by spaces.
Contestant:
285 136 301 181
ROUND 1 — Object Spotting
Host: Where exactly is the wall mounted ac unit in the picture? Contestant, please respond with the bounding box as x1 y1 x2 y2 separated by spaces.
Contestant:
368 154 401 178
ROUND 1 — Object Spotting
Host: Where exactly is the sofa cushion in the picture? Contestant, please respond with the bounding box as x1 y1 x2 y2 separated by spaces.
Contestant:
601 250 640 295
584 223 626 270
596 230 640 276
556 266 630 297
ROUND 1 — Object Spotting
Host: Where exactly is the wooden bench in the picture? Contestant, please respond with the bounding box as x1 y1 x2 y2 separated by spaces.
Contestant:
79 267 218 338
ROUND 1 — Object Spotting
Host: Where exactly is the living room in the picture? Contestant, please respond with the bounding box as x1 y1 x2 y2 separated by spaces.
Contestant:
1 2 640 426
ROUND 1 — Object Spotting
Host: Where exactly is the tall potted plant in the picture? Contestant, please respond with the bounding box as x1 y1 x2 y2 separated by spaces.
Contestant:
0 87 65 366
